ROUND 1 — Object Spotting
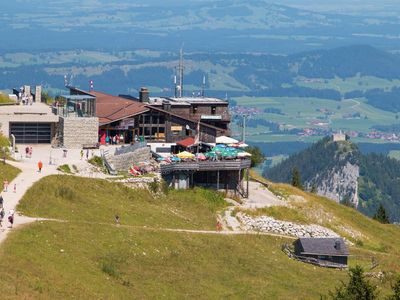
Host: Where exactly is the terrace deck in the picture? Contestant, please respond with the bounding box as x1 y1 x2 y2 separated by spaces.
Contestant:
160 159 251 174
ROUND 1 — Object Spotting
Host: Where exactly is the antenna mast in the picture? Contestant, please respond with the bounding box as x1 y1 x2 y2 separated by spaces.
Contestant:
178 47 184 98
201 75 206 97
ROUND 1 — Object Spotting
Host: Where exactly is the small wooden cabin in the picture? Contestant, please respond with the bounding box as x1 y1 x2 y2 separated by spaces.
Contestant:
294 238 349 268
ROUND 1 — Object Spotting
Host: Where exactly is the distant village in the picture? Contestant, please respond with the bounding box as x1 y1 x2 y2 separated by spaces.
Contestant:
231 105 400 142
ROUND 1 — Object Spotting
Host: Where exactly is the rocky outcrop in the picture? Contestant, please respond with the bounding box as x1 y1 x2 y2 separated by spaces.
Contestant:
311 161 359 207
237 213 339 238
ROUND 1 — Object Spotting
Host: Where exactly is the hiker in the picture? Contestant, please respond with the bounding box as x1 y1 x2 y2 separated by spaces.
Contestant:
0 194 3 208
80 149 84 160
25 146 29 158
63 149 68 158
29 146 33 158
216 221 223 231
86 149 89 160
13 183 16 193
38 160 43 173
8 209 14 228
115 214 120 225
0 208 4 227
3 179 8 192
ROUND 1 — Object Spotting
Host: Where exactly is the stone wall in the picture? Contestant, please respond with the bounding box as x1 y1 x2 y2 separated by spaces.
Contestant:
107 146 151 172
237 213 339 238
59 117 98 148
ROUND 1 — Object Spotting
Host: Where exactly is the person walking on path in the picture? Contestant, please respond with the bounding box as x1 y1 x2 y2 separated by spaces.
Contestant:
0 194 3 208
86 149 89 160
115 214 120 225
38 160 43 173
29 146 33 158
8 209 14 228
3 179 8 192
13 183 16 193
80 149 84 160
0 208 4 227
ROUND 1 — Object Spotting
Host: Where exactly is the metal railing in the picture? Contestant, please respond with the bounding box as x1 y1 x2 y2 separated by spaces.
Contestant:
114 142 147 156
160 159 251 174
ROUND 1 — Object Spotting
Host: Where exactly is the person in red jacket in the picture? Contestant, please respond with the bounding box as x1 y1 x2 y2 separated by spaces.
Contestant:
38 160 43 173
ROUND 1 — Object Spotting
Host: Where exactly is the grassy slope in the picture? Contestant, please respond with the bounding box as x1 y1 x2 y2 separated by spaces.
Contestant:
0 175 348 299
250 171 400 280
0 222 346 299
17 175 226 230
0 174 397 298
0 163 20 186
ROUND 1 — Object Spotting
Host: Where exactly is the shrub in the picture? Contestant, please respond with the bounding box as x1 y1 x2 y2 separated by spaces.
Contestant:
324 265 377 300
148 179 160 194
55 186 76 201
57 164 72 174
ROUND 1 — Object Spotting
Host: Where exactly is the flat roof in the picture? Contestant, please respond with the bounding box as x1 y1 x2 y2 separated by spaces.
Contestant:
168 97 227 104
60 95 95 100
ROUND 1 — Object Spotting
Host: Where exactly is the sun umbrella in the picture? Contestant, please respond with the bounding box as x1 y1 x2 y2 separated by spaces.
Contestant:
205 151 217 158
216 136 239 144
170 156 181 162
177 151 195 159
196 153 207 161
238 142 249 148
237 151 252 157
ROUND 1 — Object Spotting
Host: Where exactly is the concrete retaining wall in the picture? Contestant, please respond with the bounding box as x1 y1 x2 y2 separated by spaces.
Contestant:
107 147 151 172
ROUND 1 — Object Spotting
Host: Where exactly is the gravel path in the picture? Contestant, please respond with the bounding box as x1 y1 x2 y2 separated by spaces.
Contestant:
241 181 286 209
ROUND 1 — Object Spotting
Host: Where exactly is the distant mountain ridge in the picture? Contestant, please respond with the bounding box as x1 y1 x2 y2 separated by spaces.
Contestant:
264 137 400 221
1 44 400 112
0 0 400 53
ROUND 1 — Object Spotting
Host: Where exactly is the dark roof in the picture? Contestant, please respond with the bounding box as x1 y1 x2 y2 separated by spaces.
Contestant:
90 91 149 125
297 238 349 257
176 137 195 148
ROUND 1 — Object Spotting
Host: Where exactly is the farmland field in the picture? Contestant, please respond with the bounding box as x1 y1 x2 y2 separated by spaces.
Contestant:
232 96 399 144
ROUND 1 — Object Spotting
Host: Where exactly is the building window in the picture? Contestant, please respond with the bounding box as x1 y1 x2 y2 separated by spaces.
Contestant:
192 105 198 114
144 115 151 124
211 106 216 115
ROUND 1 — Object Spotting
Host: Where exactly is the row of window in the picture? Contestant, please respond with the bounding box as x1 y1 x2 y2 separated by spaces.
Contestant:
192 105 217 115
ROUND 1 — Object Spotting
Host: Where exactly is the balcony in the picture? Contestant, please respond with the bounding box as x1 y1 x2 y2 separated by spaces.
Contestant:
160 159 251 174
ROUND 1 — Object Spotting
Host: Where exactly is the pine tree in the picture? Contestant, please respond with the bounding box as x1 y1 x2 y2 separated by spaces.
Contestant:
326 265 377 300
373 204 390 224
310 184 317 194
291 167 303 190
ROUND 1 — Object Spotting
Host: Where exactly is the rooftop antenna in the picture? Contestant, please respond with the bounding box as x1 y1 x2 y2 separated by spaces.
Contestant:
177 46 184 98
201 75 206 97
69 74 74 87
173 75 177 97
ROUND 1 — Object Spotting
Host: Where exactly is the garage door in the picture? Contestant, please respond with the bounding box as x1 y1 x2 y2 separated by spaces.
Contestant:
10 122 52 144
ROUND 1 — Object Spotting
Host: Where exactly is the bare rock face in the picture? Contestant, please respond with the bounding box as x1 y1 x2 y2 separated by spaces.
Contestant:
311 162 359 207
